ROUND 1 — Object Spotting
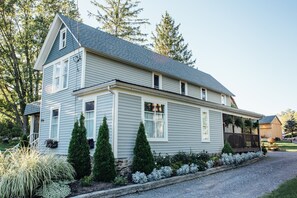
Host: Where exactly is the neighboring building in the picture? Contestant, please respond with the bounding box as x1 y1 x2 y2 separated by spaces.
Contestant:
24 14 263 157
259 115 282 139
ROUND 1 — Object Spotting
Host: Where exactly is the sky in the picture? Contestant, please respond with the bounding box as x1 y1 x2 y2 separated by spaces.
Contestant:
77 0 297 116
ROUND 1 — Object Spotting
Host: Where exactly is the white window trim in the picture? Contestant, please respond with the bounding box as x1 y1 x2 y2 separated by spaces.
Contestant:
49 105 61 141
179 81 188 95
82 97 97 139
152 72 162 89
201 108 210 142
201 88 208 101
52 58 69 93
221 94 226 105
141 97 168 142
59 28 67 50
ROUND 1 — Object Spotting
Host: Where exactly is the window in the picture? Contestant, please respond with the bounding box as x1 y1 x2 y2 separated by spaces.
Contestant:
201 109 210 142
221 94 226 105
144 101 166 141
50 108 60 140
152 73 162 89
201 88 207 101
84 101 95 138
53 59 69 92
180 81 187 95
59 28 67 49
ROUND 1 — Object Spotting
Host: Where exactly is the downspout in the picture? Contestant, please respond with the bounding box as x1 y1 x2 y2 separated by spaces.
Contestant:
108 86 116 157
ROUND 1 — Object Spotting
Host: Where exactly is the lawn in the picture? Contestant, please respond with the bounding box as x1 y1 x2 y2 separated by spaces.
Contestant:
263 141 297 152
0 140 19 151
262 177 297 198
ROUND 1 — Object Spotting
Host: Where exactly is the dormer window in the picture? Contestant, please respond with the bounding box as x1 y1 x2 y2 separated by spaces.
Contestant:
59 28 67 50
221 94 226 105
201 88 207 101
152 73 162 89
180 81 187 95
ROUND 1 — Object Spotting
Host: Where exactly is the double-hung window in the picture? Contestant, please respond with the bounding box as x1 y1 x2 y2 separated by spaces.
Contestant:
152 73 162 89
85 101 95 138
221 94 226 105
50 108 60 140
53 59 69 92
59 28 67 49
144 101 166 141
201 109 210 142
201 88 207 101
180 81 187 95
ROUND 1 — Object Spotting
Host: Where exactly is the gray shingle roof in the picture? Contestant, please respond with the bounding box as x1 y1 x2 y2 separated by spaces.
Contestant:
24 101 41 116
59 14 234 96
259 115 278 124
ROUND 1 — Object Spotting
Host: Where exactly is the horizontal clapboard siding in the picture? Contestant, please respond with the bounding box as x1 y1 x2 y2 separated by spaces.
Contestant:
162 76 180 93
209 110 224 153
188 83 201 99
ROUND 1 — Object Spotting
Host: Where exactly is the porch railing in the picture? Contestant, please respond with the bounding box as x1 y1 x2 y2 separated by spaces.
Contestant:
224 133 260 150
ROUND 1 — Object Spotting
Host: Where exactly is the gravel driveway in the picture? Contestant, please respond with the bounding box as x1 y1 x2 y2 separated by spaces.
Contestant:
122 152 297 198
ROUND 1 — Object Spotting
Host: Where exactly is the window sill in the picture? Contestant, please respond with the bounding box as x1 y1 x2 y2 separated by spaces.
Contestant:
201 140 210 143
148 138 168 142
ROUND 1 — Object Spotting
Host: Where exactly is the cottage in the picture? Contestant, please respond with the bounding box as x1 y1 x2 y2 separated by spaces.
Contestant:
259 115 282 139
24 14 262 159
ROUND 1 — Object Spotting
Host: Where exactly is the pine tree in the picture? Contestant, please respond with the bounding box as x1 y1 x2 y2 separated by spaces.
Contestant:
68 113 91 180
88 0 149 44
93 117 116 182
132 122 154 174
152 11 196 67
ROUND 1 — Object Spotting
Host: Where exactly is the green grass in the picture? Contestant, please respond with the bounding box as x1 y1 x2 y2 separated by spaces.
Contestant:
262 141 297 152
262 177 297 198
0 140 19 151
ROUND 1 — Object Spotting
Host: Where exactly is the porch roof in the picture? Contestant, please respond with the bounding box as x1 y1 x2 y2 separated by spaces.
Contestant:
24 101 41 116
73 79 263 119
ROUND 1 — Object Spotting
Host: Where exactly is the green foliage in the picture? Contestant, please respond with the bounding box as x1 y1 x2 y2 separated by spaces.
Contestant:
89 0 149 44
19 134 29 148
80 175 93 187
234 117 243 128
153 151 171 168
222 142 234 154
0 119 22 138
284 115 297 137
262 177 297 198
0 0 80 133
0 148 75 198
152 11 196 66
113 176 128 186
132 122 155 174
93 117 116 182
68 113 91 180
35 181 71 198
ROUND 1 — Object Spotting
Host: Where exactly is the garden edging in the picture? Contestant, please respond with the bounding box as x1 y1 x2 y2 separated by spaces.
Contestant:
71 157 264 198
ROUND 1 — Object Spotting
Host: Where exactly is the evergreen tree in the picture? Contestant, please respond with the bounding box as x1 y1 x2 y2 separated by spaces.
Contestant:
284 115 297 137
68 113 91 180
132 122 154 174
152 11 196 67
93 117 116 182
88 0 149 44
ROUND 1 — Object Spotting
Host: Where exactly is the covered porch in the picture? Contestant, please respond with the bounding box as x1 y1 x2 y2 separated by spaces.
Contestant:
223 113 261 153
24 101 41 148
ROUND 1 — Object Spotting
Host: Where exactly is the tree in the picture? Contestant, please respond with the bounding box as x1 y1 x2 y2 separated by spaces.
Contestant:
88 0 149 44
0 0 80 134
132 122 154 174
284 115 297 138
93 117 116 182
152 11 196 67
278 109 297 131
68 113 91 180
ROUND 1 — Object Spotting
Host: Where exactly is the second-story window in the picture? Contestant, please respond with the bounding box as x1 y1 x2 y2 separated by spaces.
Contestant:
201 88 207 101
53 59 69 92
152 73 162 89
221 94 226 105
59 28 67 50
180 81 187 95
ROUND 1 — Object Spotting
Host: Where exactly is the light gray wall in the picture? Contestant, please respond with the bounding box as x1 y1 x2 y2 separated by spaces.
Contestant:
188 83 201 99
208 90 221 104
117 92 224 158
162 76 180 93
39 52 82 155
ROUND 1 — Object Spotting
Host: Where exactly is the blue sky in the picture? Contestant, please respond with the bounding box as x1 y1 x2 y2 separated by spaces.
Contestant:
77 0 297 115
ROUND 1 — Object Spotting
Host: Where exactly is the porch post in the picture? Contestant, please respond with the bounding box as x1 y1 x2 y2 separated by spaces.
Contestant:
29 115 35 145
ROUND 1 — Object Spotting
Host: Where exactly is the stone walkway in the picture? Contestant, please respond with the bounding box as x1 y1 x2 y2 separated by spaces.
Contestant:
122 152 297 198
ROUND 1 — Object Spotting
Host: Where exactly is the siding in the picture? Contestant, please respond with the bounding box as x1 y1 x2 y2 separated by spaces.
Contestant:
208 90 221 104
45 24 80 64
39 52 82 155
85 52 152 87
162 76 179 93
117 93 224 158
117 93 142 158
188 83 200 98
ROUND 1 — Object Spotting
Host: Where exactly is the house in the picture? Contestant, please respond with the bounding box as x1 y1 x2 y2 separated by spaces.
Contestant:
259 115 282 139
24 14 263 160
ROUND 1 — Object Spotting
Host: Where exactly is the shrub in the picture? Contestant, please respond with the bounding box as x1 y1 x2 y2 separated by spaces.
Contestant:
113 176 128 186
159 166 172 178
93 117 116 182
206 160 214 169
274 137 281 142
19 134 29 148
176 164 190 175
67 113 91 180
222 142 234 154
196 160 208 171
132 122 154 174
147 168 163 182
35 181 71 198
189 163 198 173
171 151 189 164
80 175 93 187
132 171 147 184
153 151 171 168
0 148 75 198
